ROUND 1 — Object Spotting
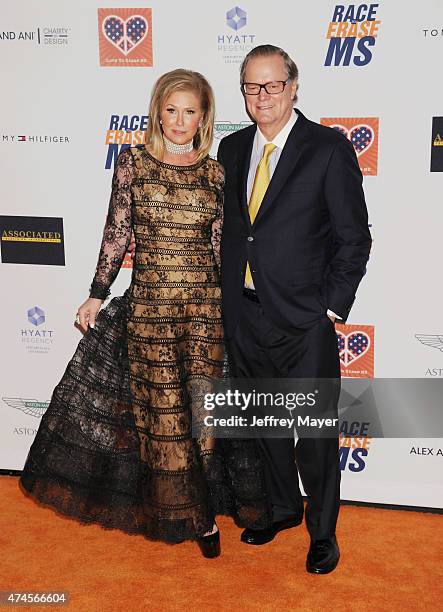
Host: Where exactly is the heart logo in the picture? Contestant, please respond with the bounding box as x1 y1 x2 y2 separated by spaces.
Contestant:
337 330 371 366
103 14 148 56
330 124 374 157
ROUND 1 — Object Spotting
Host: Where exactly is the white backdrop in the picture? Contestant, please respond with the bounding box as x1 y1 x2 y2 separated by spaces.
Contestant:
1 0 442 508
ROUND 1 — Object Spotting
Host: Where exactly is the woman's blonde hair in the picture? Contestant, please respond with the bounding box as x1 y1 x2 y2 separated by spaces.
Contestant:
146 69 215 163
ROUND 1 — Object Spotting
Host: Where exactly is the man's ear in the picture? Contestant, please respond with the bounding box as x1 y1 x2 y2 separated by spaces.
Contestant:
290 79 298 101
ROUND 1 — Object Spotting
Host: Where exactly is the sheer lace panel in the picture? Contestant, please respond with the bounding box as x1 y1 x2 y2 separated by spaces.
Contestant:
90 148 134 299
210 163 225 272
20 150 272 544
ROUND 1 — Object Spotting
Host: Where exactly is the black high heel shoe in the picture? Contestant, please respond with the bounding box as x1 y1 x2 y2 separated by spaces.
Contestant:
197 529 220 558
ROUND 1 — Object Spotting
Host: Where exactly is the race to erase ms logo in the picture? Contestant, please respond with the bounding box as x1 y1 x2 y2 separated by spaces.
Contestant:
336 323 375 378
324 3 381 66
339 420 372 472
320 117 379 175
98 8 153 67
104 114 148 169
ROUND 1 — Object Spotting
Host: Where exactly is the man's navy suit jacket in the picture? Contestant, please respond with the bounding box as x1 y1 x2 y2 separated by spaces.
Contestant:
217 109 372 338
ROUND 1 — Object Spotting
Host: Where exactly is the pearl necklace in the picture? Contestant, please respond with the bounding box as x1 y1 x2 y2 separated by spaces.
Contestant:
163 135 194 155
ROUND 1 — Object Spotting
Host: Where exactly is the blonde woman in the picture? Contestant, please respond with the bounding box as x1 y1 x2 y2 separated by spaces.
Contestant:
20 70 270 558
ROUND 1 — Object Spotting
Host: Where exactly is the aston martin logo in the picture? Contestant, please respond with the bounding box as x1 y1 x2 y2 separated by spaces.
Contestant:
2 397 49 418
214 121 252 139
415 334 443 352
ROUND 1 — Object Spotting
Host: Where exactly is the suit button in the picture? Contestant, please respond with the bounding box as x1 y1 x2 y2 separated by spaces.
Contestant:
247 236 254 242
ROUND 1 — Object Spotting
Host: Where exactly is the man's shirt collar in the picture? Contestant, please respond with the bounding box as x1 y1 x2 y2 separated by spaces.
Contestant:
255 110 298 153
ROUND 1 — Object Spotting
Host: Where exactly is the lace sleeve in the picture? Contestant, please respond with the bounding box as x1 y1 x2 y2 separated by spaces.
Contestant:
211 163 225 273
89 148 134 300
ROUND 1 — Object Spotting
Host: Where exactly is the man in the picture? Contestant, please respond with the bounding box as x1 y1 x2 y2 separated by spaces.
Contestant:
217 45 371 574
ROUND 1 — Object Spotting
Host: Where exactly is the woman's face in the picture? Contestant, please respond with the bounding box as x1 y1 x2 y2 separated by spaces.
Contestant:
160 89 204 145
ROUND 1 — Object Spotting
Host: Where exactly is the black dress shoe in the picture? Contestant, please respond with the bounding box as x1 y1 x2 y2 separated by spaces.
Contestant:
241 514 303 545
197 529 221 558
306 535 340 574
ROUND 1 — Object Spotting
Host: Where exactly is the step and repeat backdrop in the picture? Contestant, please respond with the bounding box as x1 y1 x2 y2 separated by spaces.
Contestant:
1 1 442 508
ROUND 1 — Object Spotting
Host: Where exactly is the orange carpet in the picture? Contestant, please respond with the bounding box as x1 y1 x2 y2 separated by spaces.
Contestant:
0 475 441 612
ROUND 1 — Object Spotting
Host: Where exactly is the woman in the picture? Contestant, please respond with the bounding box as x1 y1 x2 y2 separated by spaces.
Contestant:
19 69 270 558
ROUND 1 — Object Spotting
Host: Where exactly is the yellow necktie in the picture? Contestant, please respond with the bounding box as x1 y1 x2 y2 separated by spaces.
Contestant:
245 143 276 286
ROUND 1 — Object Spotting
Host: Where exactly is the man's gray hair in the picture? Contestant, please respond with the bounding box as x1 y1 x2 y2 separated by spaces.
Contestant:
240 44 299 84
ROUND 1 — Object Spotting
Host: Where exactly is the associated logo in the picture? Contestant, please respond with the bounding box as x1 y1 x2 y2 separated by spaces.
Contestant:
320 117 379 175
0 216 65 266
226 7 247 30
217 7 256 64
430 117 443 172
336 323 375 378
2 397 49 419
0 27 70 46
98 8 153 67
27 306 45 327
1 134 69 144
324 3 381 66
104 114 148 169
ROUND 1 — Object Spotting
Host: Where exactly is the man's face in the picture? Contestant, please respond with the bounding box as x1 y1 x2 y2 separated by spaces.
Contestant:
242 54 297 137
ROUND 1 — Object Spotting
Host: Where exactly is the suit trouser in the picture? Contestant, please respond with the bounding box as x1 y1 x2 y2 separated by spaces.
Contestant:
228 294 341 541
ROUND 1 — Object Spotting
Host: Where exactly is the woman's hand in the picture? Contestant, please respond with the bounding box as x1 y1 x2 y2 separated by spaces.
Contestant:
76 297 103 333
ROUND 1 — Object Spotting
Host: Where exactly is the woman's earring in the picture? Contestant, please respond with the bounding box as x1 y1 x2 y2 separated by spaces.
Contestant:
160 120 163 125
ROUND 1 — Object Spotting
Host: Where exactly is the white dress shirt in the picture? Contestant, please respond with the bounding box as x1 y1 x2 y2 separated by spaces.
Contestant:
246 111 298 203
245 111 340 320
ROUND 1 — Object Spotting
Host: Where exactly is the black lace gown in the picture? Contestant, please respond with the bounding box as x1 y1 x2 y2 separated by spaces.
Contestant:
19 146 271 543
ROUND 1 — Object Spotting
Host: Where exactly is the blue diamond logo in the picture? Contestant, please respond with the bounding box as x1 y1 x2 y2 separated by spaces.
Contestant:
27 306 45 327
226 6 247 31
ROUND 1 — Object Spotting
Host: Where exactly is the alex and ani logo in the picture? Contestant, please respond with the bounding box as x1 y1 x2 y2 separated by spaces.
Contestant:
320 117 379 175
324 3 381 66
336 324 375 378
98 8 153 67
0 27 70 45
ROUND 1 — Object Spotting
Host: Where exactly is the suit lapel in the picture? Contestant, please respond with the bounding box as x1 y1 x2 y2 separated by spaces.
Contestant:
253 111 310 226
237 127 255 229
